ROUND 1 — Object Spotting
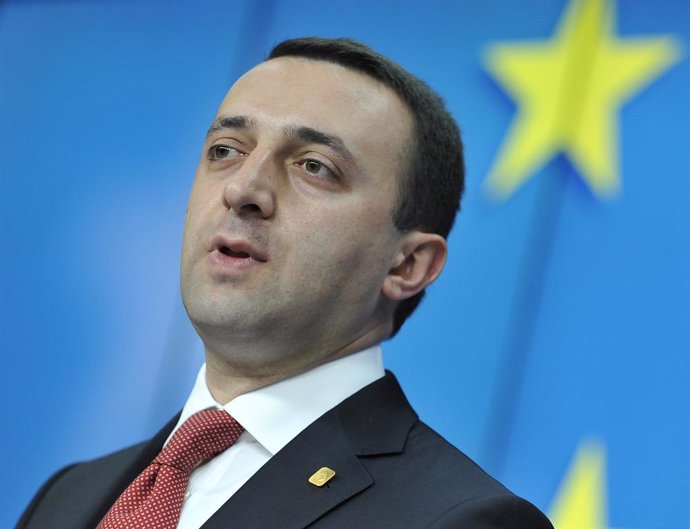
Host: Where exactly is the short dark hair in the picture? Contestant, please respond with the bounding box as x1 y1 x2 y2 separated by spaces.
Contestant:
268 37 465 336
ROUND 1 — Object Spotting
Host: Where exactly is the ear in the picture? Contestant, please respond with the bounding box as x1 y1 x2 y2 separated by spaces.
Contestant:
382 232 447 301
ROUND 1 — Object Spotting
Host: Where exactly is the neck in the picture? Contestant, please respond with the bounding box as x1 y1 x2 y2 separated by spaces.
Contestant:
202 321 391 404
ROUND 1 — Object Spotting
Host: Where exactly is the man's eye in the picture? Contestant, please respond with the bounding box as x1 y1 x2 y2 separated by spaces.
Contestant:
298 159 335 179
207 144 243 161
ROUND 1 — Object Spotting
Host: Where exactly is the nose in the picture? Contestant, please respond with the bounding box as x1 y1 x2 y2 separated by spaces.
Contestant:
223 150 276 219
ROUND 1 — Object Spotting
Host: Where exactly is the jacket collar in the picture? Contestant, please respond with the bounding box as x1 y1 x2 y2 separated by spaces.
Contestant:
65 372 414 529
202 371 417 529
338 370 418 456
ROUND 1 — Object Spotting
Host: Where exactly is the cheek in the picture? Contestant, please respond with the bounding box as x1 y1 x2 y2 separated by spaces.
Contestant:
186 176 223 228
181 187 216 264
292 210 397 284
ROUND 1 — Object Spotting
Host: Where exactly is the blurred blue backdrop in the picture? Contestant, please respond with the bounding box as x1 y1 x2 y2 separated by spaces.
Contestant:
2 1 688 527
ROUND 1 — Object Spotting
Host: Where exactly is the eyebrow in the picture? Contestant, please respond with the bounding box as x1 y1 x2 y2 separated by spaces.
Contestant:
284 125 357 170
206 115 254 137
206 115 358 170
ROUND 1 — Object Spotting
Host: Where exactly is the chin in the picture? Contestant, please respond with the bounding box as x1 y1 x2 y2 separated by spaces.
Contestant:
185 295 268 337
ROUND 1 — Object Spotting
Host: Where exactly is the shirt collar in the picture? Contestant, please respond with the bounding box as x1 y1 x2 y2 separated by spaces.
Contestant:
171 345 384 455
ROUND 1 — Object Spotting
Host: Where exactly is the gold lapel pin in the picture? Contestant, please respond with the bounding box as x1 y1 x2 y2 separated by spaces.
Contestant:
308 467 336 487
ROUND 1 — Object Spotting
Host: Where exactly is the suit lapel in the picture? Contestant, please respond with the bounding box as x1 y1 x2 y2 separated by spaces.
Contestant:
202 408 372 529
202 372 417 529
77 413 180 529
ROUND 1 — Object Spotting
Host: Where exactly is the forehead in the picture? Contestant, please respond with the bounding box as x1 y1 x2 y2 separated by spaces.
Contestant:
215 57 413 176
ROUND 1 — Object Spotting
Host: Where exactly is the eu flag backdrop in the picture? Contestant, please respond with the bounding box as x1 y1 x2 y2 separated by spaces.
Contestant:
2 1 688 527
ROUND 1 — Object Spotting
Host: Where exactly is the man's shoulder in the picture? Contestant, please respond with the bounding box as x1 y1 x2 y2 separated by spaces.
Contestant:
336 371 516 495
405 419 514 494
358 418 553 527
327 371 554 528
16 416 178 529
16 444 137 528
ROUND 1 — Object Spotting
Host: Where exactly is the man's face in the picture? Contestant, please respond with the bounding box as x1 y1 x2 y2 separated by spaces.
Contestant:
180 57 413 374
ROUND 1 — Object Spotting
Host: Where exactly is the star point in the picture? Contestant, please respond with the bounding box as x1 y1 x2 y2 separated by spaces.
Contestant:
550 440 608 529
483 0 682 201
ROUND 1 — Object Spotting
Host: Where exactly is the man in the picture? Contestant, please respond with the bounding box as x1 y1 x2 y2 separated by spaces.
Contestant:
17 37 553 528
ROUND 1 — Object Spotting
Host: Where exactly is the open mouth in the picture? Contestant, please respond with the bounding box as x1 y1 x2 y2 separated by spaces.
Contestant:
210 236 268 263
219 245 251 259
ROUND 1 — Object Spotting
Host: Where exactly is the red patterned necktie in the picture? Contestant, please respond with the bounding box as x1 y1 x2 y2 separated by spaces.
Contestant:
98 408 244 529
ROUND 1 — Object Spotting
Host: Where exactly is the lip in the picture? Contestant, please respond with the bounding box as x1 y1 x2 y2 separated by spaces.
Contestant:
209 235 268 263
206 235 268 276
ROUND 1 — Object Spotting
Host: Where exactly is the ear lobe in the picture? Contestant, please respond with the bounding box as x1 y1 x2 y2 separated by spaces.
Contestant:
382 232 447 301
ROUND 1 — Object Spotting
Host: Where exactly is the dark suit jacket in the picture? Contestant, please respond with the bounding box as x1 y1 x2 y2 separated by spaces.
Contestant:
17 372 553 528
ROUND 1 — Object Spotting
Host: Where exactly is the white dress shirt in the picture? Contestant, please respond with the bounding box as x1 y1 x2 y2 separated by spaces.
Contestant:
171 345 385 529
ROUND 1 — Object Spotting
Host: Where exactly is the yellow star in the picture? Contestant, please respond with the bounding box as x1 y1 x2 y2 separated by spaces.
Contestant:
550 440 608 529
483 0 682 200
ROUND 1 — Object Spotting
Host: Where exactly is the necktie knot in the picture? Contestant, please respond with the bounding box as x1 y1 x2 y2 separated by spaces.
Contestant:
155 408 244 473
98 408 244 529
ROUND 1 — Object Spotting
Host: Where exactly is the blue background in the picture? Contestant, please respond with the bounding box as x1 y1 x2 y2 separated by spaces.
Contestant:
2 1 688 527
